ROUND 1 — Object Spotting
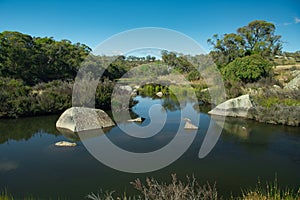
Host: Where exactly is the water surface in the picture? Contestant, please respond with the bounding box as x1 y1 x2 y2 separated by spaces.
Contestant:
0 96 299 199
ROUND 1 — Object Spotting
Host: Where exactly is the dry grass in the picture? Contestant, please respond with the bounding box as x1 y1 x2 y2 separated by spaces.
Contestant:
131 174 218 200
87 174 218 200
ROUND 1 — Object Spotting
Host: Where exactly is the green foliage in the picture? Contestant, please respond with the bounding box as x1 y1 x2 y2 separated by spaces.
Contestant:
223 80 244 99
31 80 72 114
0 190 13 200
222 55 272 83
0 31 91 85
254 95 300 109
127 63 169 79
95 79 115 110
237 20 282 58
208 20 282 67
187 70 200 81
0 77 30 117
247 87 300 126
161 50 195 73
194 89 212 104
239 177 300 200
104 56 130 80
0 77 72 118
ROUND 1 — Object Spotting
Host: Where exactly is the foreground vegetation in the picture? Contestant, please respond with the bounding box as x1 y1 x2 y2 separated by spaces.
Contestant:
2 175 299 200
87 175 300 200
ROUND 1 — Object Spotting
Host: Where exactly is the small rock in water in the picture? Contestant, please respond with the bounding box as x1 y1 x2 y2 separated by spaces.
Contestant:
156 92 163 98
55 141 77 147
127 117 145 122
184 121 198 130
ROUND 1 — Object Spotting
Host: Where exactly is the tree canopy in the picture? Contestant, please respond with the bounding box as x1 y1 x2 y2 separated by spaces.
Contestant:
0 31 91 85
208 20 282 68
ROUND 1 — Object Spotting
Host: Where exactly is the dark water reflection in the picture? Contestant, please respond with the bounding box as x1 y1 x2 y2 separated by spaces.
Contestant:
0 96 299 199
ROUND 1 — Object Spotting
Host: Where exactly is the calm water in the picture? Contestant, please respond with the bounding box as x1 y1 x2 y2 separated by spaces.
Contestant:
0 96 299 199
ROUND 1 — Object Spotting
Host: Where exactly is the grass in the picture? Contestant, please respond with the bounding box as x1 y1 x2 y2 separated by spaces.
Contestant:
85 175 300 200
0 190 63 200
236 177 300 200
258 97 300 108
2 176 300 200
0 190 12 200
87 174 218 200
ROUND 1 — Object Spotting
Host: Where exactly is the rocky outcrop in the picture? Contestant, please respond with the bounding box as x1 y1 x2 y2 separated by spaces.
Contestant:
56 107 115 133
208 94 254 118
119 85 133 93
55 141 77 147
284 74 300 90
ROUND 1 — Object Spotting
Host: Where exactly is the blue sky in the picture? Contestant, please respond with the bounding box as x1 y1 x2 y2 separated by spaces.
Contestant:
1 0 299 53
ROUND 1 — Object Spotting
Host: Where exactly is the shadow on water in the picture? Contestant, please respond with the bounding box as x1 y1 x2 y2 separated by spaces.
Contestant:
0 115 61 144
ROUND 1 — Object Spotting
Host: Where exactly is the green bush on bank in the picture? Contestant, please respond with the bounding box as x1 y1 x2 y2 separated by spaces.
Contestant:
258 97 300 108
0 78 72 117
222 55 272 83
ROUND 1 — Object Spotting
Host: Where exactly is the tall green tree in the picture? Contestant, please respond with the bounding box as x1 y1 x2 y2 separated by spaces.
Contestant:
237 20 281 58
161 50 194 73
208 20 282 67
208 33 245 67
0 31 36 84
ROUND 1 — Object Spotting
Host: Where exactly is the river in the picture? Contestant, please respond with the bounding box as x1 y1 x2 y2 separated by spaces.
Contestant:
0 95 299 199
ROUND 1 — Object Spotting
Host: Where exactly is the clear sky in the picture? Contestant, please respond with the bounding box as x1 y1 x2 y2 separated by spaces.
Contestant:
1 0 299 53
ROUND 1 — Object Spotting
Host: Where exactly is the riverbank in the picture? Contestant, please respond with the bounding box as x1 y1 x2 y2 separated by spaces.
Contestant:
136 80 300 126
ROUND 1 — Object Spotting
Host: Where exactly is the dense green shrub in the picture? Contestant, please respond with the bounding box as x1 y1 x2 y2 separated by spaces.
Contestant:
95 79 115 110
224 80 244 99
0 78 72 117
0 77 30 117
222 55 272 83
31 80 73 114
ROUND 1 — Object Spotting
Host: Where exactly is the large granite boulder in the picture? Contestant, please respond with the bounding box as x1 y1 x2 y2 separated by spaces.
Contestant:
208 94 254 118
284 74 300 90
56 107 115 133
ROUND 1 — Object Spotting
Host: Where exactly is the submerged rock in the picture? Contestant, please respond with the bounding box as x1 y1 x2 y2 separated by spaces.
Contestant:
208 94 254 118
127 117 145 122
55 141 77 147
56 107 115 133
